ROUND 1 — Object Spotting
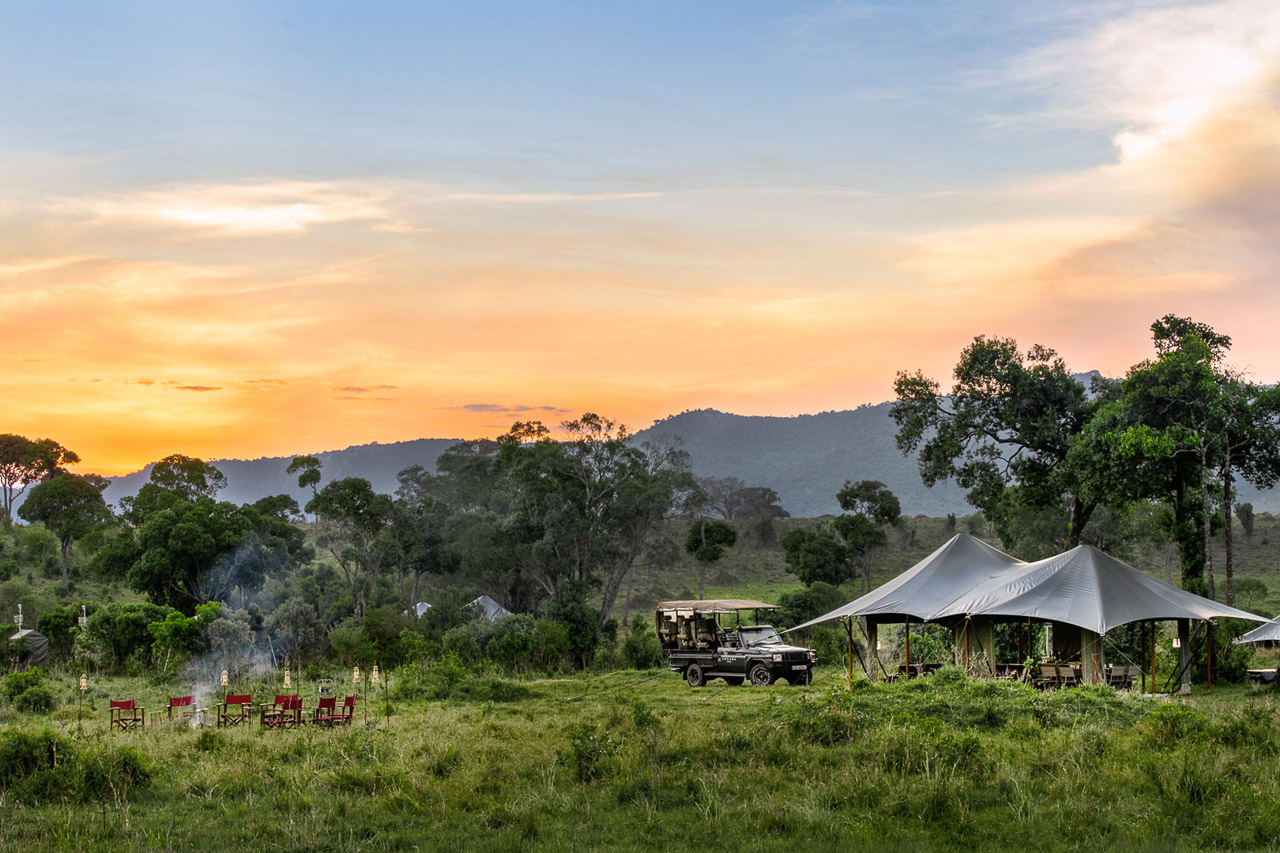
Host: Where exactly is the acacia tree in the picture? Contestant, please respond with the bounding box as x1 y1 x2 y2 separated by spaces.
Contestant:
18 473 112 594
685 518 736 599
0 435 80 522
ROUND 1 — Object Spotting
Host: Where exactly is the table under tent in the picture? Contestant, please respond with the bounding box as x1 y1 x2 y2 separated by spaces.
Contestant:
788 534 1268 693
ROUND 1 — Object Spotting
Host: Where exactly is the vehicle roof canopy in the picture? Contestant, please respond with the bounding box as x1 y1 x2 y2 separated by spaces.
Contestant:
656 599 776 615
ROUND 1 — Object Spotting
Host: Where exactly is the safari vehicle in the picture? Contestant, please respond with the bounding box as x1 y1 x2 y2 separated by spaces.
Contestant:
656 599 817 687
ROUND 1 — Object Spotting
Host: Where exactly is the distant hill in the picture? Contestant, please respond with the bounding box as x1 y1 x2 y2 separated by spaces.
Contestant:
98 439 463 511
83 398 1280 518
636 406 971 517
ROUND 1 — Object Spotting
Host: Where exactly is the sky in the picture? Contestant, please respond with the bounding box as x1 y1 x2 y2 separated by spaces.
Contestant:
2 0 1279 475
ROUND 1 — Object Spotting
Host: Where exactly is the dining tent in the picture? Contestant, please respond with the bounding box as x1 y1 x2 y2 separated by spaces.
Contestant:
786 533 1024 680
933 544 1268 686
1234 618 1280 646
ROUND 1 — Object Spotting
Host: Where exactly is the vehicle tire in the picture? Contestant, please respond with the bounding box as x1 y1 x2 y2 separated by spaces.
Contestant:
686 664 705 688
723 676 744 686
748 663 774 687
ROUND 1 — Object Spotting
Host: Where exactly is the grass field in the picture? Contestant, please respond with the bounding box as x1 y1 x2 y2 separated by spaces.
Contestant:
5 665 1280 851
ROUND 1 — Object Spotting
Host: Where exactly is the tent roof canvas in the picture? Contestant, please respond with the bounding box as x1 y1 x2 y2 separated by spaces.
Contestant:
787 534 1023 632
1235 618 1280 645
932 544 1267 634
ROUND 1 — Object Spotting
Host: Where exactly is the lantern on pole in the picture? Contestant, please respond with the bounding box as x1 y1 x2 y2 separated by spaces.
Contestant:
283 668 292 690
78 658 88 733
353 665 365 723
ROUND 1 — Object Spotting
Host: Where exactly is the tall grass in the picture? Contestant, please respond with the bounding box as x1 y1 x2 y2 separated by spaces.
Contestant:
3 667 1280 850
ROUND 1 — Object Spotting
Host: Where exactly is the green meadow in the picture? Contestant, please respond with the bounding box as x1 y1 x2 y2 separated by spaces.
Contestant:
4 666 1280 852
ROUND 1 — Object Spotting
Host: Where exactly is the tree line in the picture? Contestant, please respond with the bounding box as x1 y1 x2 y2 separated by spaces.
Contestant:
7 414 790 672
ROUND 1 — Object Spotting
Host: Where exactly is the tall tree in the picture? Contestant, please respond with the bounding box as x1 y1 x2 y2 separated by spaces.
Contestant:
0 435 80 522
389 465 445 615
833 480 901 594
892 337 1101 549
18 473 112 594
496 413 692 632
306 477 395 617
781 528 851 587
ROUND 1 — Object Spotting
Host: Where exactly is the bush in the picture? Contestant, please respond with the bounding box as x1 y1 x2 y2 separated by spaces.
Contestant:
0 729 151 804
84 602 177 670
14 685 57 714
2 667 46 703
1140 704 1209 748
619 616 663 670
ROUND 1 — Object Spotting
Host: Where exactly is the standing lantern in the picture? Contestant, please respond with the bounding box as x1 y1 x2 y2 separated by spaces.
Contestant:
283 668 292 690
78 658 88 734
372 664 388 723
353 665 364 724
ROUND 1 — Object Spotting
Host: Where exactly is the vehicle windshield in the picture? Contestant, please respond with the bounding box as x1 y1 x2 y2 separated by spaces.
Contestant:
738 626 782 646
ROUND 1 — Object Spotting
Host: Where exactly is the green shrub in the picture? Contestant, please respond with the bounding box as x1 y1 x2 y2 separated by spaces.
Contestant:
2 667 46 703
0 729 149 804
1140 703 1209 748
14 685 57 714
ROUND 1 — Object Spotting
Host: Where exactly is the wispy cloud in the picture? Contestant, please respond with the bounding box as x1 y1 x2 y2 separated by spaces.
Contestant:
454 403 571 414
56 180 409 236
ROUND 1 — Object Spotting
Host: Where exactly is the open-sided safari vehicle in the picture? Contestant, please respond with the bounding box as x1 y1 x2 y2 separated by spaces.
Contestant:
656 599 817 687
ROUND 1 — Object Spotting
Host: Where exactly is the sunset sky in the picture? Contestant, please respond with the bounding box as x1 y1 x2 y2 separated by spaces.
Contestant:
2 1 1279 475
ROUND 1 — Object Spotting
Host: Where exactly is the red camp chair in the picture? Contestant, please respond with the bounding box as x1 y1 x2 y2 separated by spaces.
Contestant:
311 696 338 727
333 694 357 726
217 694 253 728
109 699 145 731
166 695 195 724
261 694 302 729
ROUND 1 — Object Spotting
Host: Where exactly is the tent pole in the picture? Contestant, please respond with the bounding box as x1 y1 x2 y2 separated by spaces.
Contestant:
1151 622 1157 695
1207 621 1213 692
845 618 854 690
905 617 911 676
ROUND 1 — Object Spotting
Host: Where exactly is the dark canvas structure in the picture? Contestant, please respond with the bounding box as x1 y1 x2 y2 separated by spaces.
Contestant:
9 628 49 670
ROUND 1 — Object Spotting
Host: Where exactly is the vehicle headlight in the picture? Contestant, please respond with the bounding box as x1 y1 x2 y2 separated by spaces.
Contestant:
809 651 817 661
771 654 783 662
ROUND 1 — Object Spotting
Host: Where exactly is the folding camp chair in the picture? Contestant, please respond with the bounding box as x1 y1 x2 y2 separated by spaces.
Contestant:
217 694 253 727
311 696 338 727
166 695 196 724
332 694 356 726
1056 666 1079 688
260 694 302 729
109 699 145 731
